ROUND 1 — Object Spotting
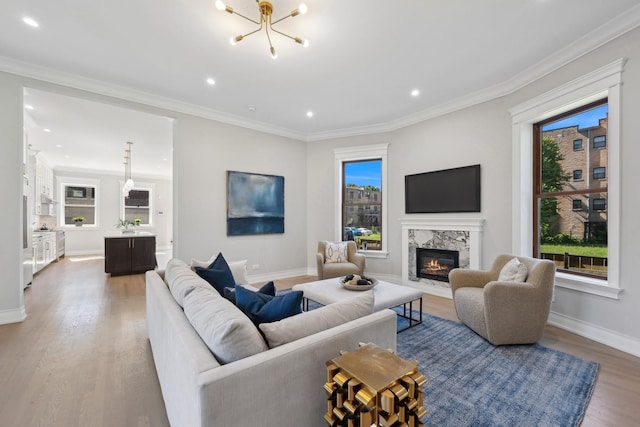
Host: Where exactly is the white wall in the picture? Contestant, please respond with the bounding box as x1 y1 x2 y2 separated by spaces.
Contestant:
305 101 514 281
54 170 173 255
306 27 640 349
0 71 25 323
173 115 308 279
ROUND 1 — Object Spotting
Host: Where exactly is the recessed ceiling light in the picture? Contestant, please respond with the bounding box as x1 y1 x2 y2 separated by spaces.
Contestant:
55 144 62 148
411 89 420 97
162 158 168 161
64 155 70 159
306 111 314 118
248 106 256 112
206 77 215 85
43 128 51 132
23 17 39 28
25 104 34 110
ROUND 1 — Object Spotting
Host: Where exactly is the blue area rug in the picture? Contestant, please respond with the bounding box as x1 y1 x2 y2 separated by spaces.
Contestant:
395 312 599 426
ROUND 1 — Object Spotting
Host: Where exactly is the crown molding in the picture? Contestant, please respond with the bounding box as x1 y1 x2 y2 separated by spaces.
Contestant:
2 4 639 143
0 56 307 142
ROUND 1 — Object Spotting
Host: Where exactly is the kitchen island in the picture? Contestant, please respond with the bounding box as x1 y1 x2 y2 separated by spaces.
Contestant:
104 233 156 276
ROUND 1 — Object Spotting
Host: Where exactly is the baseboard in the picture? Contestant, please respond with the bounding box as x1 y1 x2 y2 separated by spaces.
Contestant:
0 306 27 325
548 311 640 358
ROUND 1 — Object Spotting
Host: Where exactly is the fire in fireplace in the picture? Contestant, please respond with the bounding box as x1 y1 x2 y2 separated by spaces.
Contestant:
416 248 460 282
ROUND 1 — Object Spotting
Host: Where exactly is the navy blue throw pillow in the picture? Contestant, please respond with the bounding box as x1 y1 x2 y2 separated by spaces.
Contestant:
194 252 236 295
223 281 276 305
235 284 302 325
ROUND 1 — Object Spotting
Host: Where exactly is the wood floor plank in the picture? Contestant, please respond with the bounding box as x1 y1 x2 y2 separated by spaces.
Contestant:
1 259 638 426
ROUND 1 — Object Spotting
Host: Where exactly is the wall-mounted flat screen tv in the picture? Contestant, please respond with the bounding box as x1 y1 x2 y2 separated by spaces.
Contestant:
405 164 481 213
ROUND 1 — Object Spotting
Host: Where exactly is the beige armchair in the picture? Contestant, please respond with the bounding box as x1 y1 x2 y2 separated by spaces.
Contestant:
449 254 556 345
316 240 365 280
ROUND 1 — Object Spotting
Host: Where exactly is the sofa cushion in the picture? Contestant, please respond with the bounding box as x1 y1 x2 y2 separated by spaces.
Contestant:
235 285 302 325
165 258 212 307
183 286 268 364
191 257 249 286
498 257 528 282
324 241 349 264
194 253 236 295
224 281 275 305
259 290 374 348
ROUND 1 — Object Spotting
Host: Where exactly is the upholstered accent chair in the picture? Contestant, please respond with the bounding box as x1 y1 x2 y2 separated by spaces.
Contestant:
316 240 365 280
449 254 556 345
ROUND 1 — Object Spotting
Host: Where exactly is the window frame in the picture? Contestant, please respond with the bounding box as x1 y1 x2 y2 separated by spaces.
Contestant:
509 59 623 300
573 139 583 150
57 177 100 228
573 169 583 181
334 144 389 258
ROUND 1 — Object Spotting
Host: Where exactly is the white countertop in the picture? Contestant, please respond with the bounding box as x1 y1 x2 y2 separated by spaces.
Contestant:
104 231 156 239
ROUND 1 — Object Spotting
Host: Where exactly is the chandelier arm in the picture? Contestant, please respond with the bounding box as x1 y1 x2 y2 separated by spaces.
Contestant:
270 13 295 26
228 10 261 25
264 23 275 50
269 26 298 42
238 24 263 39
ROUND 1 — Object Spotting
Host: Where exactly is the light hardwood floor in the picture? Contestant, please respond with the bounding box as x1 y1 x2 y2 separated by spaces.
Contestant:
1 257 639 426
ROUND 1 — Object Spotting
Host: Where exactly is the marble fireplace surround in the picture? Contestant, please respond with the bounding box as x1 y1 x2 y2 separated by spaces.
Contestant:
401 218 484 299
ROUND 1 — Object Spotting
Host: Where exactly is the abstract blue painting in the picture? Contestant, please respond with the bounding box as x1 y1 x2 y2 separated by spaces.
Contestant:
227 171 285 236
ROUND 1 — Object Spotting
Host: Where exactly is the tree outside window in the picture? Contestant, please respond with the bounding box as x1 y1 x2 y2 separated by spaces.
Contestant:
534 101 608 278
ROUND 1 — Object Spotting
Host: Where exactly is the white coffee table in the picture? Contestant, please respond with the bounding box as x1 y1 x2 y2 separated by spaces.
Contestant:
292 278 423 331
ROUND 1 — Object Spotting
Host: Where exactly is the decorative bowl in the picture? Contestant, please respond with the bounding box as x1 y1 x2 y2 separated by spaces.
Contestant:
338 275 378 291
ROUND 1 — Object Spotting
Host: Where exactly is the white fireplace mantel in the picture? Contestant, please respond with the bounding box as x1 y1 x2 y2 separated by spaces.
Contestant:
401 217 484 298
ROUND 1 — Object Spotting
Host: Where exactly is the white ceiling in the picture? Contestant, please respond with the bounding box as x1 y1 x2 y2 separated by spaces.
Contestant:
2 0 640 178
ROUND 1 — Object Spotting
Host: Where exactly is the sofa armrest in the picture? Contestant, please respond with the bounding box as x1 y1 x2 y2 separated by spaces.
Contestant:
196 309 397 427
351 251 366 274
316 253 325 279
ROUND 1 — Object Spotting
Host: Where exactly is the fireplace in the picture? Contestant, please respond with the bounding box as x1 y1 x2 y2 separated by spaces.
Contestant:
416 248 459 282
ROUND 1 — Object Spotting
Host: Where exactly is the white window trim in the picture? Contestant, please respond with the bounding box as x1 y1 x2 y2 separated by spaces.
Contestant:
120 181 155 228
57 176 100 228
334 143 389 258
509 58 624 300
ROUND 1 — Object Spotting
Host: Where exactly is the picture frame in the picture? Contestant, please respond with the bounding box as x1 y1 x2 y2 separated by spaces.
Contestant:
227 170 285 236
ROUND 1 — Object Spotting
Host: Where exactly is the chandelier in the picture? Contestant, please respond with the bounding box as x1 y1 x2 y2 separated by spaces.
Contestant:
215 0 309 59
122 141 135 198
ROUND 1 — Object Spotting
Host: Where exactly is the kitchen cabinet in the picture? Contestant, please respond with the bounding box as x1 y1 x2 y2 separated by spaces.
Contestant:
32 154 55 216
32 232 57 273
104 235 156 276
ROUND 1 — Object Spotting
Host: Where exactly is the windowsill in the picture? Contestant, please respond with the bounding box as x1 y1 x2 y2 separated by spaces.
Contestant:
358 250 389 259
554 271 623 300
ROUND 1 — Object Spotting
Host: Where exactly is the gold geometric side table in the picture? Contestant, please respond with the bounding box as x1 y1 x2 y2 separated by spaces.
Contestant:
324 343 427 427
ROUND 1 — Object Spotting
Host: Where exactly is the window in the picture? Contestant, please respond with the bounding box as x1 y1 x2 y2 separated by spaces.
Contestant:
593 135 606 148
334 144 388 257
510 58 622 299
573 139 583 150
342 160 382 250
534 99 608 280
122 185 153 226
592 198 606 211
58 178 99 226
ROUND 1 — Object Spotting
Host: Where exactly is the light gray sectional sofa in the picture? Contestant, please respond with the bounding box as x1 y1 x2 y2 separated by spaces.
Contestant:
146 259 397 427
